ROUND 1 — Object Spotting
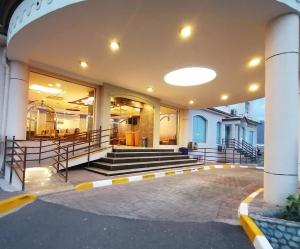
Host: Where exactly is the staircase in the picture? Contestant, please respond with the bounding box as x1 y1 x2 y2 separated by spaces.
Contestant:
85 148 200 175
222 139 258 163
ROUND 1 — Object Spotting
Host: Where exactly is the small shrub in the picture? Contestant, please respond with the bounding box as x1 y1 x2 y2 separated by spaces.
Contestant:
282 193 300 222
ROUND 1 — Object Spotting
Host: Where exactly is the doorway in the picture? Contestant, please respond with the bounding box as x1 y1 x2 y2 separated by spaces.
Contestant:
110 97 154 147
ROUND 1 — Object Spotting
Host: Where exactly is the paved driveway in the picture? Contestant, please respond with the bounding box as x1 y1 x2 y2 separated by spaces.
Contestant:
0 168 262 249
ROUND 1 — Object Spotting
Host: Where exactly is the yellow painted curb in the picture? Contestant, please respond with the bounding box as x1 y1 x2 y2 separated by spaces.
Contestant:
240 215 263 242
143 173 155 180
0 194 36 215
239 189 273 249
165 171 175 176
223 165 231 169
112 177 129 185
75 182 93 191
183 168 192 173
210 165 216 170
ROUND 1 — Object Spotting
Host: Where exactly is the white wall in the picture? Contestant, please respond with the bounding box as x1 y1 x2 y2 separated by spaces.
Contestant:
187 109 225 148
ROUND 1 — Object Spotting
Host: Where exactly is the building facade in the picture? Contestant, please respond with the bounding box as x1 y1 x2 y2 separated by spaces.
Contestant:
0 0 299 205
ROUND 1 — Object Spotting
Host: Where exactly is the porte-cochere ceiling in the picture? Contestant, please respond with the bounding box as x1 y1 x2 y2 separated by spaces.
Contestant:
5 0 298 108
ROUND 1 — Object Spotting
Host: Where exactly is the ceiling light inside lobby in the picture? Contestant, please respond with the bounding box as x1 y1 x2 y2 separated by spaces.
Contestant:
248 57 262 68
147 87 153 93
110 40 120 52
164 67 217 86
249 83 260 92
179 25 193 39
189 100 194 105
80 61 88 68
221 94 229 101
30 84 62 94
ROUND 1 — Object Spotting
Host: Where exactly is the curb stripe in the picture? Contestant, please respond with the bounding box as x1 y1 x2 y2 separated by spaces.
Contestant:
74 164 262 192
0 194 36 216
238 189 273 249
112 178 129 185
75 182 93 191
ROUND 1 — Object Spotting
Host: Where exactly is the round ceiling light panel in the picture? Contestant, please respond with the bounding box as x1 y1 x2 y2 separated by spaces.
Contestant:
164 67 217 86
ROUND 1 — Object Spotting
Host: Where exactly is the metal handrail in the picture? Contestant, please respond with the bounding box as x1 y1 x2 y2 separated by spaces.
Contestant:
3 126 116 189
222 138 258 162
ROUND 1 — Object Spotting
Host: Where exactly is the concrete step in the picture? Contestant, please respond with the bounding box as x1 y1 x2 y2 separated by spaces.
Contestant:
107 151 182 158
91 158 198 171
112 148 175 153
85 162 202 176
99 155 190 164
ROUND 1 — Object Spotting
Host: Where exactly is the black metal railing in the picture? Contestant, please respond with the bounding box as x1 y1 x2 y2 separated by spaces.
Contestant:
222 138 258 163
190 147 249 164
3 126 117 190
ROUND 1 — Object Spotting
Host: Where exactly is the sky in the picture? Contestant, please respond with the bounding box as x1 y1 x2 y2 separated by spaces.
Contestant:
251 98 265 121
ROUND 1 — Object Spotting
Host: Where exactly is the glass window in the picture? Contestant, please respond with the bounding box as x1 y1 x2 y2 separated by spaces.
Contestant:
193 115 207 143
216 122 221 144
27 72 95 139
159 106 178 145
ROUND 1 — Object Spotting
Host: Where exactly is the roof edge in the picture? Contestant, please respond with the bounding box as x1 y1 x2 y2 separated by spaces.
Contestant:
276 0 300 12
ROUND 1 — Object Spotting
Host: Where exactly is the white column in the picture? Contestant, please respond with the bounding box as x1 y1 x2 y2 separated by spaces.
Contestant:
264 14 299 205
0 35 6 141
6 61 29 140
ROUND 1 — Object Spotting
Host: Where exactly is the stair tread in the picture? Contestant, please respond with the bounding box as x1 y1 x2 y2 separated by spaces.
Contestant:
109 151 180 155
85 162 202 176
104 155 188 160
93 158 197 167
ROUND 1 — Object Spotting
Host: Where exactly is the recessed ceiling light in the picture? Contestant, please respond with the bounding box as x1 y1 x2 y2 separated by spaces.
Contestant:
248 57 262 68
147 87 153 92
180 25 193 39
80 61 88 68
189 100 194 105
56 83 61 87
48 83 53 87
164 67 217 86
221 94 229 101
249 83 260 92
30 84 62 94
110 40 120 52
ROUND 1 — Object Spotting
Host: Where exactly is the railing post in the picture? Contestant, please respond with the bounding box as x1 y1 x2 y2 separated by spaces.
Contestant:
57 138 61 173
22 147 27 191
224 149 227 163
233 149 235 164
39 140 42 164
204 148 206 164
65 146 69 183
99 126 102 148
87 131 91 167
73 134 75 156
240 150 242 164
9 136 15 184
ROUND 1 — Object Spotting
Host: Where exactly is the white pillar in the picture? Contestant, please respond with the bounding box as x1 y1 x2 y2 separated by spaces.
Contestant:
0 35 7 140
264 14 299 205
6 61 29 140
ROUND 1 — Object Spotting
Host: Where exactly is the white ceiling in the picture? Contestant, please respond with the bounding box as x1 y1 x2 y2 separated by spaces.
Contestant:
7 0 294 108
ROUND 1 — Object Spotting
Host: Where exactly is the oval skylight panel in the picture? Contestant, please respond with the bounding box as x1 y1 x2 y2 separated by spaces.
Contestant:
164 67 217 86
